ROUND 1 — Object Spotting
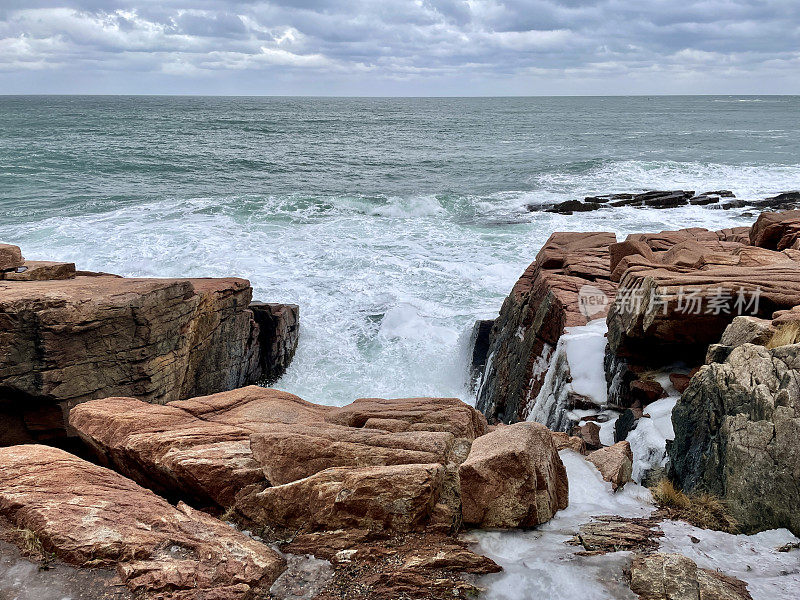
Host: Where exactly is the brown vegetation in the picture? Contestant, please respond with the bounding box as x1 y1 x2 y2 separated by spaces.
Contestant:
650 479 738 533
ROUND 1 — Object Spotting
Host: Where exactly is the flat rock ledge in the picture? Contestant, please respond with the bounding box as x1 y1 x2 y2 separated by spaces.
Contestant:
0 243 299 445
0 444 286 600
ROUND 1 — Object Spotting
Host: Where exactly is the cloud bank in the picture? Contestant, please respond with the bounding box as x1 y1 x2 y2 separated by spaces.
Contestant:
1 1 798 94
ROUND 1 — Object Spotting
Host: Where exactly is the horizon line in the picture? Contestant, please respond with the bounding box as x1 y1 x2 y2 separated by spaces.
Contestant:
1 93 799 99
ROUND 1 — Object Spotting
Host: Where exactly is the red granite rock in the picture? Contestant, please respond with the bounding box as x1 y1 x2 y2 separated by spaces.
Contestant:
0 445 286 599
459 422 568 528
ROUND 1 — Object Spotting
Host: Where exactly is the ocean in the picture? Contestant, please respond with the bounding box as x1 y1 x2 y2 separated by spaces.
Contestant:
1 95 799 406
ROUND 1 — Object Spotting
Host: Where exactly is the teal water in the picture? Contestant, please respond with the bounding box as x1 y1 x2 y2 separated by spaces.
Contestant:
1 96 799 405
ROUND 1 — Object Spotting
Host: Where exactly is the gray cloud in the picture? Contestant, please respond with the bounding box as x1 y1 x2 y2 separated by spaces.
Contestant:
0 0 798 94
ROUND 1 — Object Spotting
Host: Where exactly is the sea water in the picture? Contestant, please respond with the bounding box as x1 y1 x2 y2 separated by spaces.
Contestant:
1 95 799 406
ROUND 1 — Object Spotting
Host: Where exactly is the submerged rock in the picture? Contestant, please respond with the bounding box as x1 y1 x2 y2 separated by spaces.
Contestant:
669 343 800 535
0 445 286 599
459 422 568 528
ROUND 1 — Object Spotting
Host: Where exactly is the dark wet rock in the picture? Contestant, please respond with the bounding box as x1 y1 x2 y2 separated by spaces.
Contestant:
669 343 800 535
585 193 634 204
755 191 800 210
640 190 694 209
469 318 494 390
705 190 736 198
689 194 720 206
546 200 603 214
249 301 299 384
705 343 734 364
614 408 637 443
720 199 750 210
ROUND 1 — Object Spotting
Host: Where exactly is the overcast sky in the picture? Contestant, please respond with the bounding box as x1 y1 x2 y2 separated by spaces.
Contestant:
1 1 798 95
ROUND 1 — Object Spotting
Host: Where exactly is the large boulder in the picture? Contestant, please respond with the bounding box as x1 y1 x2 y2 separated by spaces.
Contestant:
459 422 568 528
0 445 286 599
476 232 617 423
750 209 800 249
669 343 800 534
0 273 299 444
0 244 23 272
629 553 752 600
70 387 332 506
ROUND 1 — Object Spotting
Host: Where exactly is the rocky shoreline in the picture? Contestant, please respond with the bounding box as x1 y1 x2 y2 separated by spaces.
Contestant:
2 202 800 599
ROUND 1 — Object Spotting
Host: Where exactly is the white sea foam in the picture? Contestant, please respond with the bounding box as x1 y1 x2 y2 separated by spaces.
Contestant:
0 190 761 408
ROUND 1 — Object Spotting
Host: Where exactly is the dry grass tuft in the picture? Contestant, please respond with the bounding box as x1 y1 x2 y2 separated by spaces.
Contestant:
650 479 738 533
766 321 800 349
220 506 238 523
13 528 46 559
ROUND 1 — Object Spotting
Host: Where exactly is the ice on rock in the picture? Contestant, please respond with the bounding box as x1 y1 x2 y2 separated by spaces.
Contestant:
658 520 800 600
471 451 653 600
473 451 800 600
626 396 678 483
527 319 608 431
